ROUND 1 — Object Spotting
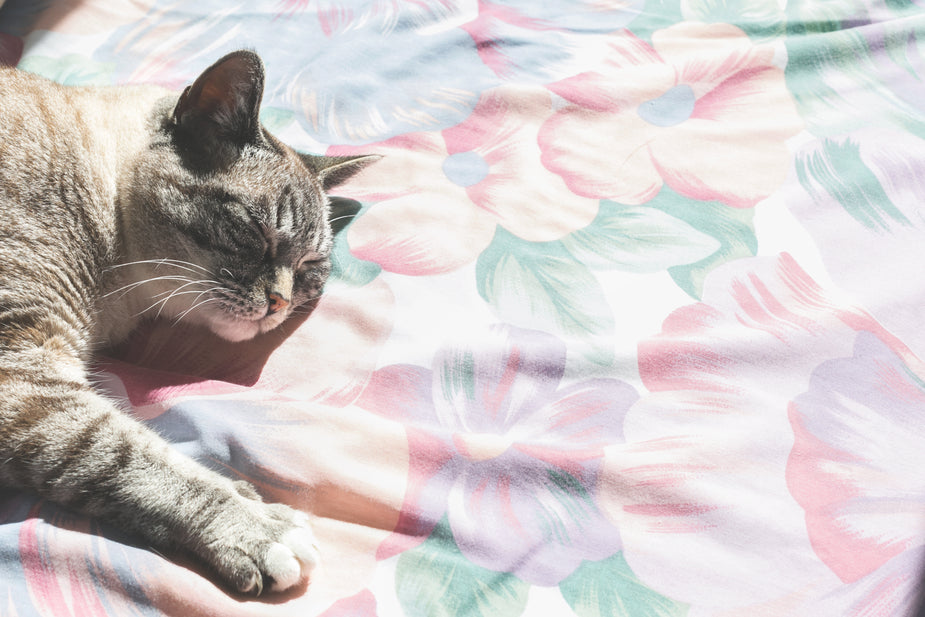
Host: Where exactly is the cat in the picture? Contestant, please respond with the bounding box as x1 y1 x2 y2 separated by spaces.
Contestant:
0 49 378 595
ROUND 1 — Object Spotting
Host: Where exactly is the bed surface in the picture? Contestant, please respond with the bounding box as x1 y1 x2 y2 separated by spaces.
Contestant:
1 1 924 615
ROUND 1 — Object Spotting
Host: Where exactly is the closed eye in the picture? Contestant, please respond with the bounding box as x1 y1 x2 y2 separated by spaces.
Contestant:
246 213 272 258
297 255 326 271
216 201 268 256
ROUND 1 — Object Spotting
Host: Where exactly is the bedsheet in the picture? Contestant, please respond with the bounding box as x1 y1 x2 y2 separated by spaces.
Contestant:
1 0 924 615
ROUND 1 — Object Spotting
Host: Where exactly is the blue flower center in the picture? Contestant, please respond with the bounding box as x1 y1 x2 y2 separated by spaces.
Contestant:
637 84 696 127
443 151 490 187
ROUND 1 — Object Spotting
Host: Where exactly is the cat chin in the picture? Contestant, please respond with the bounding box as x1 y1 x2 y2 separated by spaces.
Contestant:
204 312 289 342
208 320 262 342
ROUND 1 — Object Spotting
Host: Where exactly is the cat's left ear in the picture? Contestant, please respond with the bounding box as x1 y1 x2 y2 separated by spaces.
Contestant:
300 154 382 191
172 50 265 166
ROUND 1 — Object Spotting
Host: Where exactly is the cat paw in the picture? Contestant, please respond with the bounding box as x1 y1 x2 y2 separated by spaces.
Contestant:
203 501 321 595
254 523 319 593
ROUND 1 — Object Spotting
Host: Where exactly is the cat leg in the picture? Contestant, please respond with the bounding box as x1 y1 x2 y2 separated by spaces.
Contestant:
0 357 319 595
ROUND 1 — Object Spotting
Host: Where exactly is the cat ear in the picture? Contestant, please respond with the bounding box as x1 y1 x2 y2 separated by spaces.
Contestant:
299 154 381 191
328 196 363 235
172 50 265 165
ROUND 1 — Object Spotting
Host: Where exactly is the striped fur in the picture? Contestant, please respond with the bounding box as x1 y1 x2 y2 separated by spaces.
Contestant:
0 51 376 595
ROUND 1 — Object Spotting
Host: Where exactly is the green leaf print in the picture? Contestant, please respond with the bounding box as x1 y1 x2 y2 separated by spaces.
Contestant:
682 0 785 41
476 227 615 367
560 202 720 273
631 187 757 300
795 137 911 232
259 106 296 133
785 21 925 138
396 518 530 617
784 0 865 37
329 210 382 287
560 553 689 617
627 0 684 43
18 54 114 86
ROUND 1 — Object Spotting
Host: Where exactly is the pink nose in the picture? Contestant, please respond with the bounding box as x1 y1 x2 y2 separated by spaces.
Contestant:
267 291 290 315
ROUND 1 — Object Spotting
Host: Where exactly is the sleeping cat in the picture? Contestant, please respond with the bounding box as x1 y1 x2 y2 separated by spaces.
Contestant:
0 50 377 595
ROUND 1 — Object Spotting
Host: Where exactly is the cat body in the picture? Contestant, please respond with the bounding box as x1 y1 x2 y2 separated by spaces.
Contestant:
1 68 167 347
0 51 376 595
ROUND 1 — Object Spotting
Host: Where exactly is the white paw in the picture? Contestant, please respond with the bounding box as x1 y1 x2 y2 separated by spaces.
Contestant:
265 526 321 592
203 499 322 596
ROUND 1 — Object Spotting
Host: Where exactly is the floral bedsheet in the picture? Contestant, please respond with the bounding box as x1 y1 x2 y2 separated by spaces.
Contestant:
1 0 924 615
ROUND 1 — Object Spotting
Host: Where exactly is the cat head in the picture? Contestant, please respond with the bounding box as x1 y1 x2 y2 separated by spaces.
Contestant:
123 50 378 342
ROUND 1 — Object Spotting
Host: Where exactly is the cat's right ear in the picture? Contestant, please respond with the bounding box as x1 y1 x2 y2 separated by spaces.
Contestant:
300 154 382 191
172 50 265 169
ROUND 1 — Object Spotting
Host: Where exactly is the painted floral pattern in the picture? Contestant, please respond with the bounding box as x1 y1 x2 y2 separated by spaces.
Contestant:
355 325 633 587
788 331 925 586
462 0 644 81
328 87 600 274
607 253 925 613
539 22 804 207
2 0 924 615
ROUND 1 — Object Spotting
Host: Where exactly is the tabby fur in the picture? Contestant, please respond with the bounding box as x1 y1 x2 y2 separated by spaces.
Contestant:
0 50 377 595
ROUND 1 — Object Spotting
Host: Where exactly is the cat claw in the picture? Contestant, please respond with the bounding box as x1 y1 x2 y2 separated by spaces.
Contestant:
240 571 262 596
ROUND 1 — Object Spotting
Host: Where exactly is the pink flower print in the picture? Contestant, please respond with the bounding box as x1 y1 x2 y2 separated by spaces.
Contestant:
461 0 643 81
319 589 379 617
328 132 498 275
275 0 465 35
329 87 600 275
788 331 925 585
601 253 922 612
539 22 803 208
355 325 635 585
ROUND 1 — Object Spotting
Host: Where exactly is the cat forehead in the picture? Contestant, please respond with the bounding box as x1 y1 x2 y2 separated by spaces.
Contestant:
234 145 313 184
225 146 324 208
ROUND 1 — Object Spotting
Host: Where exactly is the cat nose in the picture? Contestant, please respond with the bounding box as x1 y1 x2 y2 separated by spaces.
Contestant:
266 291 290 315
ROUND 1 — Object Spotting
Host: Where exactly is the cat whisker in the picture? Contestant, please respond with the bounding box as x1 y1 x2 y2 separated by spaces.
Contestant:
134 283 207 319
134 296 181 320
153 284 226 321
290 299 321 311
149 279 222 300
105 258 212 276
146 288 221 321
151 287 220 301
288 296 324 315
147 258 213 274
328 214 357 225
181 286 229 311
133 296 172 319
172 297 221 326
102 275 196 300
